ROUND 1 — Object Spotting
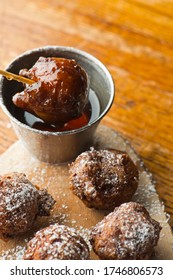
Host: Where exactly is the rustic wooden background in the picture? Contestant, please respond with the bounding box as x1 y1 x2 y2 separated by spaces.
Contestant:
0 0 173 229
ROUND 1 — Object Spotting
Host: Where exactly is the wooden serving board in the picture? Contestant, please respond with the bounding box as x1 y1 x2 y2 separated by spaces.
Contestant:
0 125 173 260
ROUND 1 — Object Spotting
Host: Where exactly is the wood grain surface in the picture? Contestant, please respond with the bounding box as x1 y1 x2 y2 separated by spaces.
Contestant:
0 0 173 230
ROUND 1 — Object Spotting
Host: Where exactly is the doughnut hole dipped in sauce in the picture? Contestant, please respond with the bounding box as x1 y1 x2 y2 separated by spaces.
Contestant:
12 57 89 131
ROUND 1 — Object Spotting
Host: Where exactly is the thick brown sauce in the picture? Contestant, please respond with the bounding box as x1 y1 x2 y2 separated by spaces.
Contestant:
31 103 91 132
13 89 100 132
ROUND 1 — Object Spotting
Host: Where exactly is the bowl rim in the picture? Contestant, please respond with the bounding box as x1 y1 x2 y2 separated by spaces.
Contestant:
0 46 115 136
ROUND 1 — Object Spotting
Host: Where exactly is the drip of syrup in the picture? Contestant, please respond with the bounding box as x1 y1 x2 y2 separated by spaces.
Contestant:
32 105 91 132
13 89 100 132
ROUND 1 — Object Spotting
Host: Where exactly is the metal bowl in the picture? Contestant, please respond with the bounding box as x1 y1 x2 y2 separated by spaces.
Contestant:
0 46 114 163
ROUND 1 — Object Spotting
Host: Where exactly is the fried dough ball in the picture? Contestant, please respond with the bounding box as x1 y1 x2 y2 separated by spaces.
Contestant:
0 172 55 237
12 57 89 124
90 202 162 260
69 148 139 210
23 224 90 260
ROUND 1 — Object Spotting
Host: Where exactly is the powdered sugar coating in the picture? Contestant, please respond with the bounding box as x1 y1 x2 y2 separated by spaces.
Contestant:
23 224 90 260
0 125 172 260
69 148 139 209
0 173 39 236
90 202 162 260
0 172 55 236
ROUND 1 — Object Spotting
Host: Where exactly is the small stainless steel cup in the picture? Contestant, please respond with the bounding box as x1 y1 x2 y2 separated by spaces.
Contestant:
0 46 114 163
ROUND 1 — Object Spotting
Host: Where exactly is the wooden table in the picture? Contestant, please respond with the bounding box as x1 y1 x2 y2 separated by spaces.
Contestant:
0 0 173 231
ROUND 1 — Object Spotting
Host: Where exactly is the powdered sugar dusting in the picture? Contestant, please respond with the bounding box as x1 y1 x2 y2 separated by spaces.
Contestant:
0 173 39 236
23 224 89 260
0 125 172 259
69 147 138 209
91 202 161 260
4 184 37 212
0 245 26 260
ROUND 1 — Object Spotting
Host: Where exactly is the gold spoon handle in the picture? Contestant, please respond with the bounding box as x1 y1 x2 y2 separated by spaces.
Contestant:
0 69 35 85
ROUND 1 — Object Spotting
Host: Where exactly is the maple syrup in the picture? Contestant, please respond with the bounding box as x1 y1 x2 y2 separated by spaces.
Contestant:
13 89 100 132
